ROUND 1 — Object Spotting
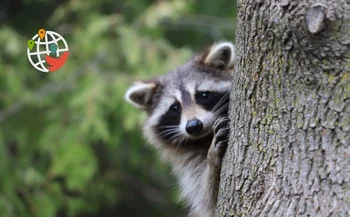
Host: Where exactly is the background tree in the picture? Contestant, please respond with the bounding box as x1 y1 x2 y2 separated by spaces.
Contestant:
216 0 350 216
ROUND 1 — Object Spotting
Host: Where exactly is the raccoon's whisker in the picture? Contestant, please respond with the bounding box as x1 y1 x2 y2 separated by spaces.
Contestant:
176 137 186 151
175 140 182 151
213 103 229 116
218 92 230 107
181 137 187 146
158 128 177 134
212 94 229 115
213 99 229 113
212 93 228 111
157 129 180 137
157 125 179 129
157 129 176 135
213 102 228 113
212 92 230 112
166 132 181 143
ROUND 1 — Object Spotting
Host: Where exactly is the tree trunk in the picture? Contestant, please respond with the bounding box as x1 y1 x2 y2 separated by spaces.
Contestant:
216 1 350 216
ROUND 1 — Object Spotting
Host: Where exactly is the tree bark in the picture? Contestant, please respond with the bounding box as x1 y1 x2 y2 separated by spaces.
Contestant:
216 1 350 216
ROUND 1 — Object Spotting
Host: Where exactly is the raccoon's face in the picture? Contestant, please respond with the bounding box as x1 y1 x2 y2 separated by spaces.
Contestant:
125 42 235 149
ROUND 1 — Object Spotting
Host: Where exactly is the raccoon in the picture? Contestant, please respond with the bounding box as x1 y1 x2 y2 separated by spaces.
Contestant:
125 41 235 217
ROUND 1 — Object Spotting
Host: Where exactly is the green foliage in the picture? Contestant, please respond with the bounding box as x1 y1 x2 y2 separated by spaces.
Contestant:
0 0 236 217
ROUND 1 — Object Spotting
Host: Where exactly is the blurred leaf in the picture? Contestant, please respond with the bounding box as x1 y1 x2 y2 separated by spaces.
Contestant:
51 143 97 190
32 193 57 217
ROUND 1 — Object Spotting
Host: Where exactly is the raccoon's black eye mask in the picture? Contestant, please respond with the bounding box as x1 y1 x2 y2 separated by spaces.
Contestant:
158 101 182 125
168 102 182 116
153 101 182 142
195 91 229 111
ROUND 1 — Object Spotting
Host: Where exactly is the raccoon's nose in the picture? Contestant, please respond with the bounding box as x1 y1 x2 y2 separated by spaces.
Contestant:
186 119 203 136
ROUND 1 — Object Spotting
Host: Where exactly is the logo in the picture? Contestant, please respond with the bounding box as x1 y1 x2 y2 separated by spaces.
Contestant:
27 29 69 73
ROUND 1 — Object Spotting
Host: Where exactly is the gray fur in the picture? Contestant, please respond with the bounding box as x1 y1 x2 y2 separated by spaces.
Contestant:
125 42 235 217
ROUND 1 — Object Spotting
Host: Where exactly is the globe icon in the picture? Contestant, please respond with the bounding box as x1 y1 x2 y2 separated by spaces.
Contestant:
27 30 69 73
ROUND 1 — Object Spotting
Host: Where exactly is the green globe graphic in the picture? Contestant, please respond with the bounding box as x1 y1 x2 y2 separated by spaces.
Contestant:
27 30 69 73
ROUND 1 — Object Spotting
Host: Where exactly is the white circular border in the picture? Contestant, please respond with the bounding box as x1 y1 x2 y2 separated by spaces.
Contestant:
27 31 69 73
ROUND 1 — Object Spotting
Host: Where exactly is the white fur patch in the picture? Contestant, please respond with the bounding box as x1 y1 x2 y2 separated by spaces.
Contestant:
197 80 231 92
147 96 175 127
185 82 196 99
174 89 182 102
179 119 188 136
171 153 214 217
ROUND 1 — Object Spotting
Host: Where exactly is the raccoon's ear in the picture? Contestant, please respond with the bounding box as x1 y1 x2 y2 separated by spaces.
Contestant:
201 41 235 69
125 81 158 109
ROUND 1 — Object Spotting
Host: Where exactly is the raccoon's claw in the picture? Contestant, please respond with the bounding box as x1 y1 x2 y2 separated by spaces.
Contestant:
213 117 229 134
208 117 230 166
213 117 229 158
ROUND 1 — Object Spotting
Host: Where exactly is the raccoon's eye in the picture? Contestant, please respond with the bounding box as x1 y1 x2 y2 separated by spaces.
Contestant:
196 91 229 111
200 92 210 100
196 91 212 103
169 103 181 114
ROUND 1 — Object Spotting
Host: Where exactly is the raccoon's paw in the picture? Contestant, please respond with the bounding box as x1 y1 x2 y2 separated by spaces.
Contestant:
208 117 230 167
